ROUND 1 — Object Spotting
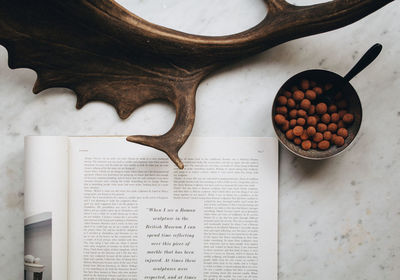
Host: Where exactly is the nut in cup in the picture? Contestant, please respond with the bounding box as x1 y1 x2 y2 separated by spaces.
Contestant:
271 43 383 159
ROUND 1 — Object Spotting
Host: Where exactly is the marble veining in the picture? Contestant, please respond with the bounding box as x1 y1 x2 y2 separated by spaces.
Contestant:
1 1 400 279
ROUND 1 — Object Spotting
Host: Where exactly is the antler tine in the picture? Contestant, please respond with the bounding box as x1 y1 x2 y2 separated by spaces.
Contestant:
267 0 394 44
264 0 292 14
126 80 200 169
227 0 394 58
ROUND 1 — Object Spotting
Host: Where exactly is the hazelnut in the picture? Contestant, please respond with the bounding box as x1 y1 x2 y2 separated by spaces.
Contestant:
293 90 305 102
274 114 286 125
301 140 312 151
312 142 317 149
308 105 316 115
334 136 345 147
287 98 296 108
305 90 317 100
323 131 332 141
337 99 348 109
307 126 316 137
289 119 297 128
328 104 337 113
286 129 295 140
335 92 343 100
300 99 311 110
293 126 304 136
297 118 306 126
313 87 323 95
316 103 328 114
277 96 288 106
300 79 310 90
343 113 354 124
331 134 338 143
310 81 317 88
338 110 347 119
331 113 340 123
294 137 302 145
338 120 346 129
289 109 298 119
324 83 333 91
281 120 290 132
321 113 331 124
297 109 307 118
307 116 318 126
318 140 331 150
317 123 327 132
300 130 309 140
276 106 288 115
283 91 292 98
291 85 299 92
337 128 349 138
327 123 338 133
313 132 324 143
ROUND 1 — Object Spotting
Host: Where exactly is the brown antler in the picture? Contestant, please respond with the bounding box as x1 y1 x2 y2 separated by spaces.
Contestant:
0 0 395 168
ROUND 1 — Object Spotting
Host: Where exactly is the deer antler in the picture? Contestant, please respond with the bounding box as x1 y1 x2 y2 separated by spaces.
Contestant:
0 0 395 168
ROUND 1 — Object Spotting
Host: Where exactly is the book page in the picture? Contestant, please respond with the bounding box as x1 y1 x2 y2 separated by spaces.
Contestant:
137 199 204 280
24 136 69 280
68 137 278 280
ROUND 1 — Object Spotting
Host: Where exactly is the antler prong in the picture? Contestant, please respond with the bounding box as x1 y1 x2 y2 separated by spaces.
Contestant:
126 81 199 169
264 0 292 14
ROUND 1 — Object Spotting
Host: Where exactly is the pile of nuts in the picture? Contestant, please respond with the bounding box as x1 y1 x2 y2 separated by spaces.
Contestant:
274 79 354 151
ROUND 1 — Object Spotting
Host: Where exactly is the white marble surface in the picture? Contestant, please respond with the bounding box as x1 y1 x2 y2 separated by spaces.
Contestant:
1 0 399 279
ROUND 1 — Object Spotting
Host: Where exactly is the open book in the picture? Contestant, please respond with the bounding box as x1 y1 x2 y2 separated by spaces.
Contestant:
24 136 278 280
